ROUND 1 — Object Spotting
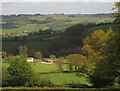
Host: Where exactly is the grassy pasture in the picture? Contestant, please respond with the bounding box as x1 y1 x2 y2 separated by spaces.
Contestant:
2 62 58 73
2 24 37 33
31 63 59 73
40 73 91 85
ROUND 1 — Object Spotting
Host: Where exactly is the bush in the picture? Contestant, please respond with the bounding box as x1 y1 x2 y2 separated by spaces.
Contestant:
8 56 33 86
62 70 71 73
4 56 16 63
27 74 53 87
67 83 89 88
89 61 115 88
2 67 10 87
34 52 43 59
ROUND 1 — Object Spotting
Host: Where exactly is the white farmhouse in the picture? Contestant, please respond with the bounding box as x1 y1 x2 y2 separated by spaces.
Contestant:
27 57 34 62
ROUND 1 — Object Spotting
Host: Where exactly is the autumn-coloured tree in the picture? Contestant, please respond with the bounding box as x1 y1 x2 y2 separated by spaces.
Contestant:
84 29 120 87
83 30 106 53
81 30 106 74
113 2 120 28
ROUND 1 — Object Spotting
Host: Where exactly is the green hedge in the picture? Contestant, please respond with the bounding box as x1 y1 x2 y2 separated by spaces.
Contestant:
2 88 120 91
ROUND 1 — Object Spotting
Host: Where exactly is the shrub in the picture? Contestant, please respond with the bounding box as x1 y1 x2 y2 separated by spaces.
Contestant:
89 61 115 88
67 83 89 88
27 74 53 87
8 56 33 86
2 67 10 87
4 56 16 63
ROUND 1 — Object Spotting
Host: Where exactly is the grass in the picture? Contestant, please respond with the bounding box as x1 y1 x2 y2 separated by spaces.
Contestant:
2 24 37 33
2 62 58 73
40 73 91 85
31 63 59 73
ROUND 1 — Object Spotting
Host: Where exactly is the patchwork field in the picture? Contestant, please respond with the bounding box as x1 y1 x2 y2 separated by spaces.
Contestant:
2 14 114 35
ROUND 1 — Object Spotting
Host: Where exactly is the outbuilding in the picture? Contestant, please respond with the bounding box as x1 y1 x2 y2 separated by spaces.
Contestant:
27 57 34 62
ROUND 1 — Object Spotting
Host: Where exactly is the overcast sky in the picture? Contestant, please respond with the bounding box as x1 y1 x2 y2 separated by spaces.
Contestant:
2 0 120 2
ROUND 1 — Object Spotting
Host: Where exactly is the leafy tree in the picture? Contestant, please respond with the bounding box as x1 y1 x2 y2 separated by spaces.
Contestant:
116 76 120 87
55 57 64 71
81 30 106 75
8 56 33 86
113 1 120 27
88 29 120 87
89 3 120 87
83 30 106 53
89 60 115 88
66 54 87 72
34 52 43 59
1 52 7 58
101 30 120 86
82 44 96 58
113 1 120 29
49 55 56 59
18 45 28 57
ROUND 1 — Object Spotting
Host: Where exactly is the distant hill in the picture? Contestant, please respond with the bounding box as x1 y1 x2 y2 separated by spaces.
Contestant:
1 14 114 36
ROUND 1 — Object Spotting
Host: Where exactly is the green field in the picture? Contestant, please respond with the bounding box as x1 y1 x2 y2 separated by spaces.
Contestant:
31 63 59 73
40 73 90 85
2 62 58 73
2 24 37 33
2 62 90 85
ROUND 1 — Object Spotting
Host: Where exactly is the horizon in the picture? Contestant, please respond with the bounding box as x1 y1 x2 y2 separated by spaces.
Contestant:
1 13 113 16
2 2 115 15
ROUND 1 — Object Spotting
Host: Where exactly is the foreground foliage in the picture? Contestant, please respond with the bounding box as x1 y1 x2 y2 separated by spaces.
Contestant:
8 56 33 86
